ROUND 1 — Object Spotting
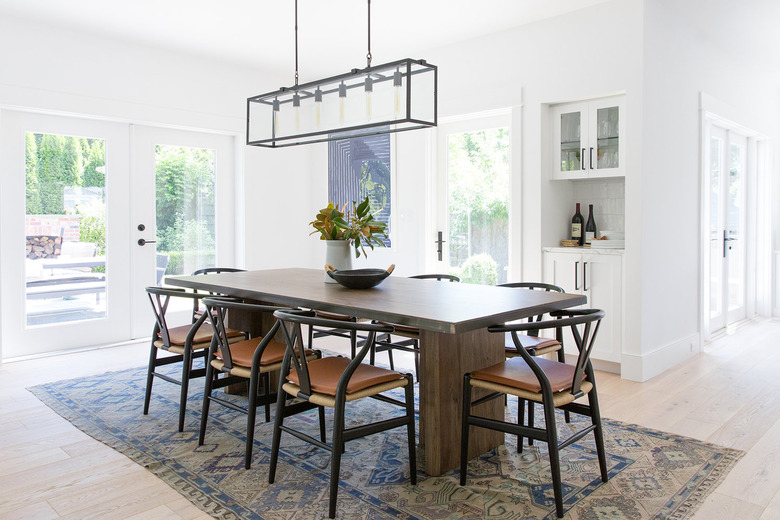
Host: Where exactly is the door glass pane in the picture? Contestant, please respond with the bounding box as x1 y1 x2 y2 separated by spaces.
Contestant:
447 127 510 285
25 133 107 326
596 106 619 169
727 140 745 310
155 145 217 281
709 135 722 319
560 112 581 171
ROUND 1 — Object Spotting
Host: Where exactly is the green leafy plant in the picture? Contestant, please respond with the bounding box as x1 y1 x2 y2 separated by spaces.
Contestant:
310 196 388 258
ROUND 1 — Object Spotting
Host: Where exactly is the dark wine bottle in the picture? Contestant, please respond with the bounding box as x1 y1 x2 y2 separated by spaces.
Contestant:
585 204 597 245
571 203 584 246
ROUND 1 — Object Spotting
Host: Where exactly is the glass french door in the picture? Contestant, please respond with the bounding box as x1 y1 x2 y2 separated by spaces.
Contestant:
0 112 237 359
433 114 511 284
708 125 747 333
0 110 132 358
129 126 236 338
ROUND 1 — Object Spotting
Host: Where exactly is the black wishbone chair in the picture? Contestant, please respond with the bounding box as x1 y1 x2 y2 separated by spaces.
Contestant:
144 287 245 432
198 298 322 469
370 273 460 378
460 309 609 519
499 281 567 446
269 310 417 519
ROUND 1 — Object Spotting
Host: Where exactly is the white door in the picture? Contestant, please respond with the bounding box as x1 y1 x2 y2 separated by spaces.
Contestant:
708 125 748 332
0 112 238 359
432 114 512 284
129 126 237 338
0 110 131 358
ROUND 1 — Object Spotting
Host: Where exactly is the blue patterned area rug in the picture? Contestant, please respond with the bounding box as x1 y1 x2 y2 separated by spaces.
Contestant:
29 366 742 520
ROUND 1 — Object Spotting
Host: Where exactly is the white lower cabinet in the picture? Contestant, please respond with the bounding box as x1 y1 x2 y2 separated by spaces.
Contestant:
543 249 623 363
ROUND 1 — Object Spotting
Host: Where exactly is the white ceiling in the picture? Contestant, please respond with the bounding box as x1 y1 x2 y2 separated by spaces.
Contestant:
0 0 611 78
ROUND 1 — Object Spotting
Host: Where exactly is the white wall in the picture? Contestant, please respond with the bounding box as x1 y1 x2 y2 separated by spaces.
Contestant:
630 0 780 379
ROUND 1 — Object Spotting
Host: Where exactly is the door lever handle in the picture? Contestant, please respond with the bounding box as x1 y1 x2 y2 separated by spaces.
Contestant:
138 239 156 246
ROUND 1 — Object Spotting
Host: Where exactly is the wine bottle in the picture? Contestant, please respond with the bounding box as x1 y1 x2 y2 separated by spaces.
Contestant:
585 204 597 245
571 203 584 246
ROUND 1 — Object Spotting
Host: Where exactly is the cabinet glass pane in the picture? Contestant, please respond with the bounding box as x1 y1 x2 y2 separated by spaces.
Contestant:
596 106 619 169
560 111 581 171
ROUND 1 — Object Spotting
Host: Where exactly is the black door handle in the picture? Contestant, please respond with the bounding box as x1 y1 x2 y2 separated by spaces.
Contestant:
138 238 156 246
435 231 445 261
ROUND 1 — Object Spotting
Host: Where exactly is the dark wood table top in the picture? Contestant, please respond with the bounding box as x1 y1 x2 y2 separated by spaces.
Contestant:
167 268 586 335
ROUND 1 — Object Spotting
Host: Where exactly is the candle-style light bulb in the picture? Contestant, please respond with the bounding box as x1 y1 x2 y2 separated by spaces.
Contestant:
393 68 403 116
272 97 280 134
314 87 323 127
365 75 373 119
338 82 347 123
292 92 301 130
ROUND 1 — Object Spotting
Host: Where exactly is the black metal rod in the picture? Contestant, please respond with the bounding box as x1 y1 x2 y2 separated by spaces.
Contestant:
558 424 597 450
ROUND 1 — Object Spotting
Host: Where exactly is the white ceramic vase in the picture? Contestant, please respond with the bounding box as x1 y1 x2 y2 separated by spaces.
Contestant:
324 240 353 283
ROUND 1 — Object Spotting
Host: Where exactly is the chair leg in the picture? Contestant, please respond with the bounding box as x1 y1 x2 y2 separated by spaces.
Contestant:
517 397 525 453
308 324 314 349
178 347 193 432
413 340 420 382
198 359 215 445
268 387 289 484
387 348 395 371
459 374 473 485
528 400 535 446
588 389 609 482
404 375 417 485
318 406 327 443
262 373 271 423
543 401 564 518
350 329 357 359
246 372 259 470
143 341 158 415
328 400 346 519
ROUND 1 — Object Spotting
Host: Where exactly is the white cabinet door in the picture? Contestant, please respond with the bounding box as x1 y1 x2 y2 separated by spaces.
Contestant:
551 96 625 180
543 251 622 363
583 253 622 362
588 96 625 178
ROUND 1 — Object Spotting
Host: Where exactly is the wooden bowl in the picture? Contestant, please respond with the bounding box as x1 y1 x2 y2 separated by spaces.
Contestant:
324 264 395 289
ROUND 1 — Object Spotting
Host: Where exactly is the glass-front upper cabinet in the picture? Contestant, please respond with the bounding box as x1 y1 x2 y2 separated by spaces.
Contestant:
552 95 625 179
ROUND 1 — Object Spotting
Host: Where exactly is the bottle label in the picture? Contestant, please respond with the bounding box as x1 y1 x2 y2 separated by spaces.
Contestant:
585 231 595 243
572 223 582 238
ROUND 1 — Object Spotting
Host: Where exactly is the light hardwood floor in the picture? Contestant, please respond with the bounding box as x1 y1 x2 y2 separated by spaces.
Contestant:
0 318 778 519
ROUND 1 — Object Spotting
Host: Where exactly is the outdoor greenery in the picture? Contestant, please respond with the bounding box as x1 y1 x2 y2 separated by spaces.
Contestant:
447 127 510 284
310 197 388 258
25 134 217 276
452 253 498 285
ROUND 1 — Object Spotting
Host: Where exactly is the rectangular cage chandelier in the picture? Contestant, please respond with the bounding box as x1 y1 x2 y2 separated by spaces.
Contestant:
246 1 437 148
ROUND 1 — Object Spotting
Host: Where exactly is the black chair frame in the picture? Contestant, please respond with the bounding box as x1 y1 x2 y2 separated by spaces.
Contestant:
269 311 417 519
144 286 214 432
460 309 609 519
198 298 323 469
499 281 568 443
190 267 246 323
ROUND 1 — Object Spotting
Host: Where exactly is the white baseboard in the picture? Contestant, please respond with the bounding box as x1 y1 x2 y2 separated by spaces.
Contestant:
620 333 701 382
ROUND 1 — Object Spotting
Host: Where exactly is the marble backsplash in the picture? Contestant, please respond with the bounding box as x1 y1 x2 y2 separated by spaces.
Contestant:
572 177 625 234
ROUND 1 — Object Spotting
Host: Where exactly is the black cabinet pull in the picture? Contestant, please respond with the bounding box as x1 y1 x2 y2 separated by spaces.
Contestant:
589 147 594 169
581 148 586 170
583 261 589 291
575 261 580 290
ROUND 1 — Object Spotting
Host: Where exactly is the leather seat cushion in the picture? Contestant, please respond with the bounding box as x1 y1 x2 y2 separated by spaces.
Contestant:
505 334 561 353
472 356 584 394
163 323 243 346
286 356 404 396
216 338 293 367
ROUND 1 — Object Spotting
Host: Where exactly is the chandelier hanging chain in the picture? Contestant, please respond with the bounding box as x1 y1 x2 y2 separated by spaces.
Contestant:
366 0 372 67
294 0 299 87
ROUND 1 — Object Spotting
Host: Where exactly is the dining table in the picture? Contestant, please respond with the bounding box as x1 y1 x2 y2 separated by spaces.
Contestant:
167 268 586 476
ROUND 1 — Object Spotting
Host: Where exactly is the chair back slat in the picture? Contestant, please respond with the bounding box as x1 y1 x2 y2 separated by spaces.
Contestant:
279 318 314 396
411 273 460 282
191 268 246 322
